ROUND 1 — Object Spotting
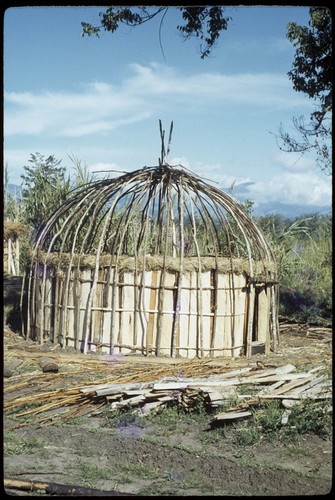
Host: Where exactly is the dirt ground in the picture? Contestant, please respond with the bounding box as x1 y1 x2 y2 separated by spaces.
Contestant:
3 312 333 496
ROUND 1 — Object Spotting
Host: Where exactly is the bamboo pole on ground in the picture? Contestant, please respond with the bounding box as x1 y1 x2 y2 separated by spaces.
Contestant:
4 478 136 496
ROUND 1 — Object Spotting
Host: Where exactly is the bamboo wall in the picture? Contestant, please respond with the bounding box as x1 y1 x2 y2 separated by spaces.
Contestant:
4 236 20 276
26 263 278 358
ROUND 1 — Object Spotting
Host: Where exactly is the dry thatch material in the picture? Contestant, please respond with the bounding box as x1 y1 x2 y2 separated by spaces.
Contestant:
22 122 279 358
34 252 276 277
4 222 28 276
4 221 27 240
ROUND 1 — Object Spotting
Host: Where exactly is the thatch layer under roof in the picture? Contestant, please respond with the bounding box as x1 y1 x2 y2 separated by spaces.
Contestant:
4 221 28 240
34 252 276 278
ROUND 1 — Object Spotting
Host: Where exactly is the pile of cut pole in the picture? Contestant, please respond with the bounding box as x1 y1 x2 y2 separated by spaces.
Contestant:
81 363 332 427
4 361 331 429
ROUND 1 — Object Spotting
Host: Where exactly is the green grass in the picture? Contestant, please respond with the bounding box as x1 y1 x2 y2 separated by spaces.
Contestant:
145 405 184 430
234 423 262 446
74 452 160 488
4 432 45 455
138 481 180 496
284 400 332 439
284 443 312 457
116 462 160 481
229 399 332 447
104 395 332 452
103 401 210 435
74 460 113 488
198 426 227 444
103 407 145 429
62 415 89 426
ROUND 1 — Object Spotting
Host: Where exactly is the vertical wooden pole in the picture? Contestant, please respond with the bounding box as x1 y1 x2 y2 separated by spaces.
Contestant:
246 282 255 357
146 271 158 355
7 238 12 274
156 269 165 356
270 284 279 352
171 181 184 358
210 269 218 358
15 238 20 275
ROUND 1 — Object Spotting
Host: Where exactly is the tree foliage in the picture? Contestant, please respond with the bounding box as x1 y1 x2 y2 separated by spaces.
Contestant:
21 153 71 234
277 7 332 175
81 6 231 59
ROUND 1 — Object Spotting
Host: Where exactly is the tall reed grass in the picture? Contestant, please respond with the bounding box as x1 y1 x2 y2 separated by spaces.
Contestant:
258 213 332 325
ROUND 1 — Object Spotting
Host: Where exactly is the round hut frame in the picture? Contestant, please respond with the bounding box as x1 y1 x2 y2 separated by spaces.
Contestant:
22 122 279 358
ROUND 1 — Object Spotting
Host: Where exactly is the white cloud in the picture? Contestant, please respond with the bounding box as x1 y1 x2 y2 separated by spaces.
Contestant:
4 85 148 137
88 162 126 178
5 61 327 214
63 112 152 138
273 151 316 172
245 170 332 207
194 161 252 189
170 158 332 210
127 62 308 109
4 62 311 139
169 156 191 168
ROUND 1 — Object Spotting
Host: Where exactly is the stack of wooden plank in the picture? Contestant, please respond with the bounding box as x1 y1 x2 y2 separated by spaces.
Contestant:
81 363 332 426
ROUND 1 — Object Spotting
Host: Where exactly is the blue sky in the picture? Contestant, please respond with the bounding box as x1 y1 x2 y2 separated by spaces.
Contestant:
3 5 332 217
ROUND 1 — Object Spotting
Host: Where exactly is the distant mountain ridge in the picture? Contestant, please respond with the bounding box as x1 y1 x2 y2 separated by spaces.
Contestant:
252 201 331 219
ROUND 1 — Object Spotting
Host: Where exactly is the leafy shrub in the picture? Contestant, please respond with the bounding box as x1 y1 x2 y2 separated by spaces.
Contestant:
284 400 332 439
231 399 332 446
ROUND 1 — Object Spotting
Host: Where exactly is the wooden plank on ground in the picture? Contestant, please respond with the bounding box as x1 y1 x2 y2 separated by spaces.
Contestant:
281 409 291 425
207 367 254 379
257 380 287 395
282 399 300 409
244 373 312 384
241 364 296 380
94 382 153 396
153 382 189 391
139 401 164 416
212 410 252 422
284 375 325 395
259 393 332 401
112 395 146 408
259 375 314 395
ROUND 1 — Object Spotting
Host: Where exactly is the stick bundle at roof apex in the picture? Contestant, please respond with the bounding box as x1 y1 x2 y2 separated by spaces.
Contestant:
159 119 174 167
